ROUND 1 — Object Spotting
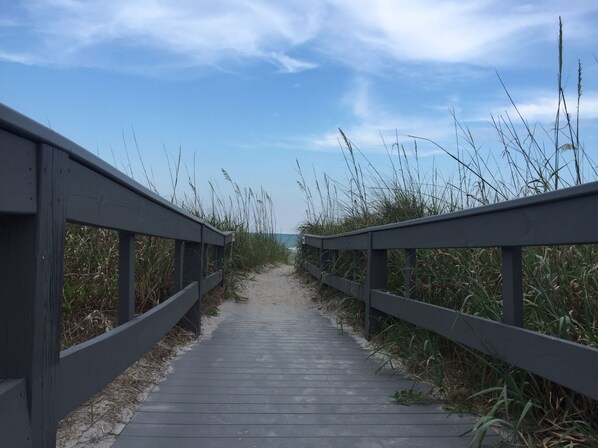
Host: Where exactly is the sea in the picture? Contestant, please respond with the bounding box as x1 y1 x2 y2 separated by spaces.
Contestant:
273 233 300 250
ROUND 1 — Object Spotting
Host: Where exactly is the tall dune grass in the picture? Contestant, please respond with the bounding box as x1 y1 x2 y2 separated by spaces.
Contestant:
298 20 598 447
62 159 289 348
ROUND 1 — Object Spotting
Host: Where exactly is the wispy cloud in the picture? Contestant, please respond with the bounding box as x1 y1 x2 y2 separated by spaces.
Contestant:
309 77 454 154
269 52 318 74
3 1 598 74
495 93 598 123
319 1 551 68
1 0 324 72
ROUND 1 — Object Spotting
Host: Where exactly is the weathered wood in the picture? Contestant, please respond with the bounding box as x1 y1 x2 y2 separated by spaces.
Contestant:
0 108 233 444
502 246 523 327
304 261 321 280
304 182 598 250
0 103 221 235
0 379 32 448
57 282 199 418
319 240 330 272
118 231 136 325
112 296 497 448
180 238 203 334
0 129 36 214
301 179 598 402
303 234 322 248
173 240 184 293
203 226 225 246
372 188 598 248
201 271 223 296
321 232 369 250
0 145 67 447
371 289 598 400
365 233 387 340
30 145 67 447
66 159 204 242
321 273 364 302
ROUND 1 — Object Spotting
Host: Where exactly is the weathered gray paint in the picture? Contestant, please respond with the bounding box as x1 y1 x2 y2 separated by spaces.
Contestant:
303 179 598 399
304 180 598 248
370 290 598 400
0 379 32 448
321 271 364 301
201 271 223 296
0 145 70 447
502 246 523 326
0 129 36 214
173 240 184 293
365 232 387 340
322 232 369 250
0 104 232 446
180 241 203 334
0 103 223 236
57 282 199 418
118 231 136 325
112 302 497 447
66 160 205 242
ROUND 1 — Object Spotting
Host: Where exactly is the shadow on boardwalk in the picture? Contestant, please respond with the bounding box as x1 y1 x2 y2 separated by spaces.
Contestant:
111 265 500 448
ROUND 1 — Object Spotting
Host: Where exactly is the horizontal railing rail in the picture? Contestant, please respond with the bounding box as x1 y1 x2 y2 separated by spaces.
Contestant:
302 183 598 402
0 103 233 447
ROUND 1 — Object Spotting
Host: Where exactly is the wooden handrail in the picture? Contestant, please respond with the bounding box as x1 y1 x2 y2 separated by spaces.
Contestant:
302 181 598 401
0 103 233 447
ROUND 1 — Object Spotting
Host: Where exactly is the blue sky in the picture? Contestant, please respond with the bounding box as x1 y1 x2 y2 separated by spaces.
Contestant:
2 1 598 232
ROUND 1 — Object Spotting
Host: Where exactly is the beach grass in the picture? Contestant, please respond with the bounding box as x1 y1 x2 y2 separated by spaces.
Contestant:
297 21 598 447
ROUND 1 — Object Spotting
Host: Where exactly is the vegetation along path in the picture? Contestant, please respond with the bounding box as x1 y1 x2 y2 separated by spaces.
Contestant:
111 265 498 447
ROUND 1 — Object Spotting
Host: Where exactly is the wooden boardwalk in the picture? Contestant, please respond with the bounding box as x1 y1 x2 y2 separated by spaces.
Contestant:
111 292 499 448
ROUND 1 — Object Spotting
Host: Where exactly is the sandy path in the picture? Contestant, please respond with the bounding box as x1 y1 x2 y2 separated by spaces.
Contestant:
59 264 357 448
110 264 495 448
202 264 313 334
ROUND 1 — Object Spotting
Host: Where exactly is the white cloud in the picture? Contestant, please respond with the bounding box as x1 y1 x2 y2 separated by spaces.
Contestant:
3 0 324 71
506 94 598 122
269 52 318 74
470 88 598 124
3 1 598 73
309 77 454 154
316 0 598 72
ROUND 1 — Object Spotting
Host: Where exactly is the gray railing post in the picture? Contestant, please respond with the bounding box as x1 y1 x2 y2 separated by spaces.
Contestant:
502 246 523 327
215 241 225 293
216 243 225 273
203 241 210 277
0 144 67 447
404 249 416 299
366 232 387 340
180 226 204 335
118 231 136 325
330 249 339 275
319 239 330 276
173 240 184 293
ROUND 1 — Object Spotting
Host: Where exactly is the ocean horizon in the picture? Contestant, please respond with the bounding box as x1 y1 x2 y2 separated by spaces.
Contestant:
273 233 300 249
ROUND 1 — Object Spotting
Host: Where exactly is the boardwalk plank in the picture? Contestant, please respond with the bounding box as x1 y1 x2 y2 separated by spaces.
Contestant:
112 272 500 448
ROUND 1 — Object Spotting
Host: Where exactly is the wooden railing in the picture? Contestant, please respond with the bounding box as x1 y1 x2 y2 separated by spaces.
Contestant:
302 183 598 402
0 104 233 447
